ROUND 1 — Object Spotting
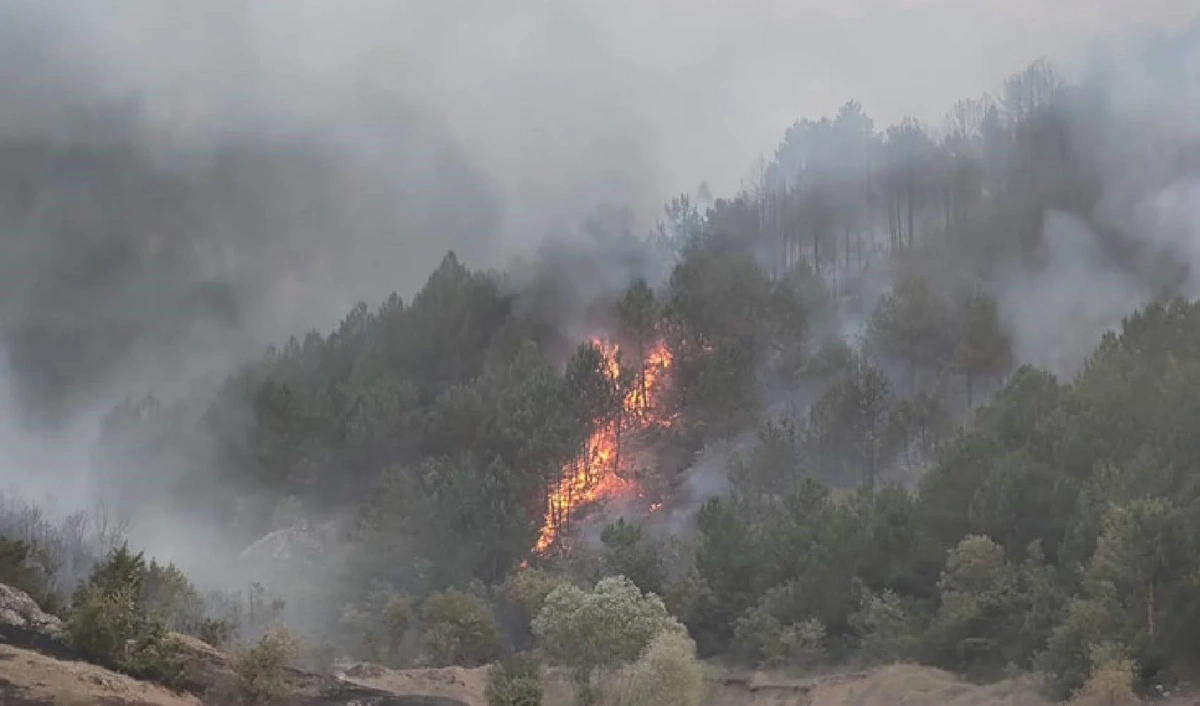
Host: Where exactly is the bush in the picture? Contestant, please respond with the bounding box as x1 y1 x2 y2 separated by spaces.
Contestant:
849 589 922 664
201 582 287 645
421 588 503 667
0 536 56 611
503 567 568 628
68 582 185 685
731 583 826 667
533 576 688 705
381 592 414 663
67 545 185 685
603 631 703 706
69 582 142 664
1069 657 1140 706
1035 597 1120 699
486 653 543 706
339 590 414 666
229 628 300 706
192 616 236 649
142 559 206 631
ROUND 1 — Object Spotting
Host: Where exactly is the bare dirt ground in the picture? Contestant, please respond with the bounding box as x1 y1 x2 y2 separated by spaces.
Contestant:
6 641 1200 706
0 643 202 706
345 661 1063 706
342 663 490 706
704 664 1053 706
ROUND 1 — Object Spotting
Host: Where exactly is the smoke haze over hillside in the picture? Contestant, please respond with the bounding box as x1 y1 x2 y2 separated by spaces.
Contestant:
0 0 1195 598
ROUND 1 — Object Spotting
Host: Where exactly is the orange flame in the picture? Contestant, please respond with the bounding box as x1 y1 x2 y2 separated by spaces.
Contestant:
533 337 673 554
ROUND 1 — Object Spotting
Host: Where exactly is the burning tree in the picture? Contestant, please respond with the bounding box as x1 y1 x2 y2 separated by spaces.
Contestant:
533 337 675 555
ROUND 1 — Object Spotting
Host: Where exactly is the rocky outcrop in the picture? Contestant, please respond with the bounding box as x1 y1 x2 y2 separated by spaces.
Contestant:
0 582 68 657
238 520 343 570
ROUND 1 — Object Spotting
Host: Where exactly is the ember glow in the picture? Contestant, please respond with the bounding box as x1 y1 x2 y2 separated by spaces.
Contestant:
533 337 674 554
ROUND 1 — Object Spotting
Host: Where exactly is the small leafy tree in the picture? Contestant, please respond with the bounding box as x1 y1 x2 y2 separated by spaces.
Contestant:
68 545 184 684
600 519 665 597
0 536 55 610
421 588 503 667
533 576 686 705
1069 651 1140 706
849 588 922 664
926 535 1025 675
486 653 543 706
603 631 703 706
142 559 206 632
381 592 414 663
732 584 828 667
229 627 300 706
504 568 568 625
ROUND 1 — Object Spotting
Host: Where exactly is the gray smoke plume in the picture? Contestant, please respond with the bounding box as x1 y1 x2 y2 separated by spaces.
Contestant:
0 0 1189 603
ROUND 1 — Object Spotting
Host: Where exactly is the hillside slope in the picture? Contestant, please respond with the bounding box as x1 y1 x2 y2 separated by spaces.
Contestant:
0 643 201 706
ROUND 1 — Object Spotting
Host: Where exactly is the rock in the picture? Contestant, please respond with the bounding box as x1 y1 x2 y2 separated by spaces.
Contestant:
344 663 388 679
238 521 342 569
0 582 68 656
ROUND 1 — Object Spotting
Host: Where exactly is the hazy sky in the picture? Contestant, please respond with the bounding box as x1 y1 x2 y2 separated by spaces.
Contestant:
31 0 1198 246
0 0 1192 429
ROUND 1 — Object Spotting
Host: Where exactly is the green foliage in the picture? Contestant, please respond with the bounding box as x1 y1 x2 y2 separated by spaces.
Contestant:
382 593 415 656
663 239 773 439
1036 597 1125 700
732 588 827 668
867 271 954 376
952 290 1013 406
67 546 185 685
486 653 544 706
420 588 503 667
69 582 142 665
533 576 687 704
193 617 236 649
806 354 894 485
602 631 704 706
927 535 1023 674
0 536 55 611
503 567 570 637
228 628 300 706
850 588 923 664
599 519 665 597
73 54 1200 700
336 586 416 666
142 559 206 632
729 418 806 495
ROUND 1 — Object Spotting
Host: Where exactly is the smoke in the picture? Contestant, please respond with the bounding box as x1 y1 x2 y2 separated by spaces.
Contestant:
0 0 1187 420
994 23 1200 376
1000 212 1152 376
0 0 1189 620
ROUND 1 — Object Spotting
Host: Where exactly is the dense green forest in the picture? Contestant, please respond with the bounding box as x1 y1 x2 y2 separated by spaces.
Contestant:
4 49 1200 704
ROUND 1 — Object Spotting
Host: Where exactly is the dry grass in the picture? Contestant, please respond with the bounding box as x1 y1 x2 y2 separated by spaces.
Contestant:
0 643 201 706
1069 660 1140 706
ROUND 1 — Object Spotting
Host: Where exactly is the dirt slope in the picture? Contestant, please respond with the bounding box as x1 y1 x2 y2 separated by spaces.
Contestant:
10 650 1200 706
344 662 1059 706
0 643 202 706
706 664 1053 706
342 663 490 706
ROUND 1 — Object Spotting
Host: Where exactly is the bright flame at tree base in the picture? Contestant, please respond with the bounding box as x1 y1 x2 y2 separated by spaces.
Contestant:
533 337 673 555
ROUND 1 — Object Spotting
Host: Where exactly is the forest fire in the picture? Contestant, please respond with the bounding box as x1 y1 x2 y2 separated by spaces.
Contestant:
532 337 674 554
